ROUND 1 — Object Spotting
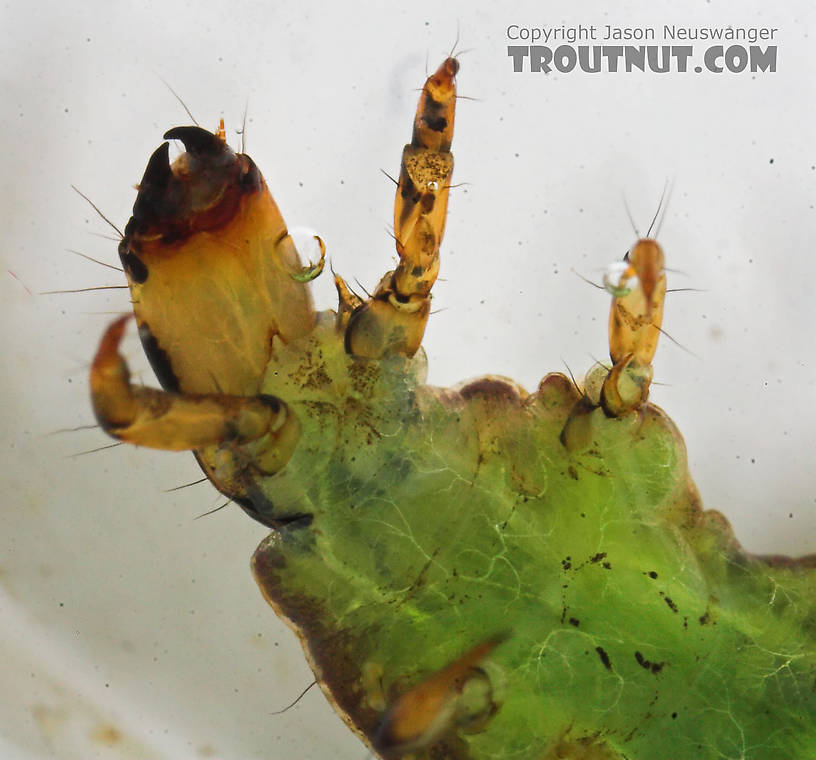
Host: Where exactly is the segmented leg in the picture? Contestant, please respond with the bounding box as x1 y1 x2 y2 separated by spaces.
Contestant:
344 57 459 358
561 238 666 449
373 633 507 757
91 123 313 484
91 316 299 463
600 238 666 416
606 239 666 366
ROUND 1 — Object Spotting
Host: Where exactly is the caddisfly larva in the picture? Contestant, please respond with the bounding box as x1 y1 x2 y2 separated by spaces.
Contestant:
85 53 816 760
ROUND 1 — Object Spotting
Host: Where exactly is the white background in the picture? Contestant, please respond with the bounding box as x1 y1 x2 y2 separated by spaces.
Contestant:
1 0 814 758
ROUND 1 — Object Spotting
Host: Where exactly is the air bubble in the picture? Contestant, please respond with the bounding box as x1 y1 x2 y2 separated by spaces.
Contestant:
289 226 323 262
603 260 637 298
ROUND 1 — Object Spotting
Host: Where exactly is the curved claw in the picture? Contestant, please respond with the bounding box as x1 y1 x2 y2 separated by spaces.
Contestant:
163 125 227 155
139 142 173 191
90 316 298 458
290 235 326 283
127 125 256 247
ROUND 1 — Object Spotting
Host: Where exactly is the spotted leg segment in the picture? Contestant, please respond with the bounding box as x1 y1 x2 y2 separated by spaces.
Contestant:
344 57 459 358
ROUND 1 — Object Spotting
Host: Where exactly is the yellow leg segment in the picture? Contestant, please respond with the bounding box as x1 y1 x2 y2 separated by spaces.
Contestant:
600 238 666 416
374 632 507 757
90 316 298 457
345 58 459 358
561 238 667 448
